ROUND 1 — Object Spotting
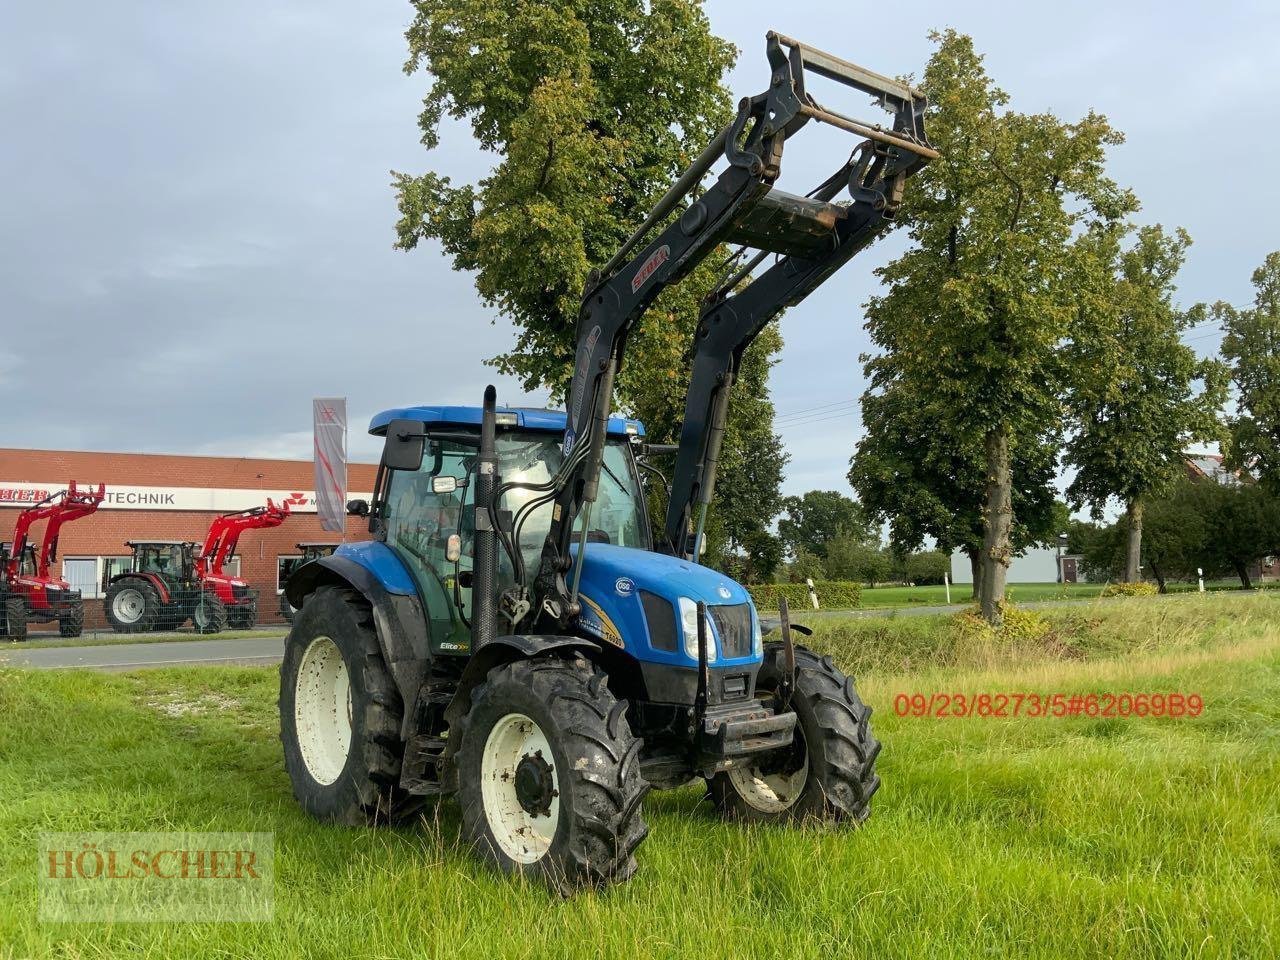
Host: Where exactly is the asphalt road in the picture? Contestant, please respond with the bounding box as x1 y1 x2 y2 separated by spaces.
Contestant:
4 598 1099 670
1 636 286 671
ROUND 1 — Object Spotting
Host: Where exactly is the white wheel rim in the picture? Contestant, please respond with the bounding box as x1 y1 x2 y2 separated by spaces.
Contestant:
294 635 352 786
112 588 145 624
728 746 810 813
480 713 561 864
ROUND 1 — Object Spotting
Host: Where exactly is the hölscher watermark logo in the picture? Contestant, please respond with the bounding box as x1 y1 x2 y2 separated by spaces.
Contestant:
39 832 274 922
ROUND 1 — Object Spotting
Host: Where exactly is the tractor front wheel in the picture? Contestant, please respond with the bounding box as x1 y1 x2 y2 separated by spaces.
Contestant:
192 594 228 634
104 579 159 633
229 599 257 631
456 655 649 893
279 585 423 825
3 595 27 640
708 644 880 824
58 602 85 638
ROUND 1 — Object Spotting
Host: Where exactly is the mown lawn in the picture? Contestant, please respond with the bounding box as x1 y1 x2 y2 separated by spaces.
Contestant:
858 581 1105 609
1 594 1277 958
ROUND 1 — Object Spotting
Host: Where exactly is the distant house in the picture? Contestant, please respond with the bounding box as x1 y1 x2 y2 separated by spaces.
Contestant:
950 547 1070 585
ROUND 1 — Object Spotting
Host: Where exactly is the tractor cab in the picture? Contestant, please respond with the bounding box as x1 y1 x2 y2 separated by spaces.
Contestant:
0 542 37 579
126 541 196 585
364 406 650 656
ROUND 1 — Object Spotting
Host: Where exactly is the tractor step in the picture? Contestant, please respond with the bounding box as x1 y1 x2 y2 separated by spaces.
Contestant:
400 734 454 795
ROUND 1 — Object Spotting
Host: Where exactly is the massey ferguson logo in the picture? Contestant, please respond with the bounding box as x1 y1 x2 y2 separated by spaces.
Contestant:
283 492 310 508
631 245 670 293
318 406 339 423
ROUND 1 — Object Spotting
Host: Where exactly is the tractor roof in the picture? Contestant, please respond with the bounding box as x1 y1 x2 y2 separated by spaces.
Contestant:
126 540 194 547
368 406 644 438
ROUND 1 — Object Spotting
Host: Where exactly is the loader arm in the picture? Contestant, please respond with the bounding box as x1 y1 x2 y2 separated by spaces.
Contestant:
197 500 290 578
528 32 935 625
5 482 106 580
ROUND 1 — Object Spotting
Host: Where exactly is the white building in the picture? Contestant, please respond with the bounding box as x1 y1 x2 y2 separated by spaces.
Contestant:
950 547 1067 584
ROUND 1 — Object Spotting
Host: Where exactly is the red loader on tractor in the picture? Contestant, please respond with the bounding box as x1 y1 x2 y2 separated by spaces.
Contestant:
1 481 106 640
103 500 290 634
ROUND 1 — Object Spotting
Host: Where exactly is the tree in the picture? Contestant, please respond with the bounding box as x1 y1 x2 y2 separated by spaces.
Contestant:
394 0 786 568
777 490 874 561
849 376 1060 600
825 538 892 587
1218 252 1280 489
1064 225 1227 581
786 548 826 585
1194 480 1280 589
857 31 1133 622
1141 480 1209 591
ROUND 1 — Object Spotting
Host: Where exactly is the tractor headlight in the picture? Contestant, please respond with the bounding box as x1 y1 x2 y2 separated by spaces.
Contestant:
751 608 763 658
678 597 717 663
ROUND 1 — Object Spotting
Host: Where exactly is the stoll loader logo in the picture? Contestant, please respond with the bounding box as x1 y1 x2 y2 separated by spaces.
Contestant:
631 245 669 293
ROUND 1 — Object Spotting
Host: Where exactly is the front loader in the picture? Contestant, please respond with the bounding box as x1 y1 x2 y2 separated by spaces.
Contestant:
103 500 290 633
279 32 934 891
1 481 106 639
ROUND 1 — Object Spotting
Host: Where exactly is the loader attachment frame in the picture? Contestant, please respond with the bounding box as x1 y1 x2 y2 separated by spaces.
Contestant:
525 32 935 625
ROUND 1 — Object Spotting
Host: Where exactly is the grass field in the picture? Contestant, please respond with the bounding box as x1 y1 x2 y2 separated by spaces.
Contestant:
857 581 1105 609
1 593 1277 958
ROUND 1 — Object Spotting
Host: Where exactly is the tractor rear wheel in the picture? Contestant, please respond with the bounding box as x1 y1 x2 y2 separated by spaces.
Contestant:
4 595 27 640
279 585 424 825
708 644 880 824
192 594 228 634
229 599 257 630
456 655 649 893
104 579 159 633
58 602 85 638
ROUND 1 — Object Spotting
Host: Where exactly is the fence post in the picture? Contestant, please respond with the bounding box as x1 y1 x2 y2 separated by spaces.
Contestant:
1197 568 1205 594
944 572 951 605
805 577 819 610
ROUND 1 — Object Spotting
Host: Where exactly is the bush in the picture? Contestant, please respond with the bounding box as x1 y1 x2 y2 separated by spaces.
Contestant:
1100 581 1159 597
900 550 950 585
749 580 862 611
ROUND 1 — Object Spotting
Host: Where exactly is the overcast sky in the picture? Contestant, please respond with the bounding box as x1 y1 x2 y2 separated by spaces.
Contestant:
3 1 1277 501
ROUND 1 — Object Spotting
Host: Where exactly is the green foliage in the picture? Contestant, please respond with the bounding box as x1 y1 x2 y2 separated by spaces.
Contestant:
953 602 1054 646
777 490 874 560
395 0 786 568
785 547 827 584
748 580 862 611
898 550 950 586
1100 581 1159 597
1141 479 1210 589
852 30 1133 621
719 529 783 585
1218 251 1280 489
1191 480 1280 588
825 537 892 586
1064 224 1227 519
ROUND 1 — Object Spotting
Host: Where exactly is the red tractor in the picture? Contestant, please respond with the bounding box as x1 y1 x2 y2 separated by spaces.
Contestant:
1 481 106 640
103 500 290 634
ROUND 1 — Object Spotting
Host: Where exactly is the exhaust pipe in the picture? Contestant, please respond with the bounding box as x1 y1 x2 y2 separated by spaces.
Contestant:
472 385 499 649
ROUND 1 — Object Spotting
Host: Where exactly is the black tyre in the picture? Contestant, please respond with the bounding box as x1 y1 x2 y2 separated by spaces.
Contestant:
192 593 228 634
4 595 27 640
709 644 880 824
228 599 257 631
104 579 159 633
58 601 85 638
279 585 424 825
456 655 649 893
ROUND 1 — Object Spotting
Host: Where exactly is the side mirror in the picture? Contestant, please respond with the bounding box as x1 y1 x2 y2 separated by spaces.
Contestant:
346 499 369 516
382 418 426 471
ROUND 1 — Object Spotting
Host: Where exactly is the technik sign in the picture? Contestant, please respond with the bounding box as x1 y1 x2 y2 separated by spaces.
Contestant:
0 483 372 513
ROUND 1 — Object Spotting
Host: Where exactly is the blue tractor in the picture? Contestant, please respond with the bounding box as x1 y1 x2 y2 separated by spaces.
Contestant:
280 33 935 891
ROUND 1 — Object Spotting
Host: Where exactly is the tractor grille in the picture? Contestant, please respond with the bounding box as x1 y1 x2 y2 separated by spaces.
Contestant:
709 603 753 659
640 591 678 652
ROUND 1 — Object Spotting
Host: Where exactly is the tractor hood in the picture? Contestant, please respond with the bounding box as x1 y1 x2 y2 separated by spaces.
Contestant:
570 543 758 665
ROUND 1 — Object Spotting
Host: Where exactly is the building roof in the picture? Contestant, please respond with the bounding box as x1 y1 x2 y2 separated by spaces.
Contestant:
368 406 644 438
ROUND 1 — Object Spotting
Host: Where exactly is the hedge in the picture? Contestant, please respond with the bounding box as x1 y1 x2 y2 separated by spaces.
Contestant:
748 580 862 611
1100 581 1159 597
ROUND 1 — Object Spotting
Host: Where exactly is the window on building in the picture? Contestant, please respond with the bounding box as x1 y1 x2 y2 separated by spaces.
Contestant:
62 558 99 598
277 556 303 594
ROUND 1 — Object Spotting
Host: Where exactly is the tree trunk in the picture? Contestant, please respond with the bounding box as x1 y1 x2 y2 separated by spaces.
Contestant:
1123 499 1143 583
1149 559 1166 594
979 427 1013 625
968 548 982 601
1235 561 1253 590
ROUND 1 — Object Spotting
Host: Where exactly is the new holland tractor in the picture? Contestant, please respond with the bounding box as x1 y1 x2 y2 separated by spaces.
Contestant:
1 481 106 639
280 33 934 891
103 500 290 633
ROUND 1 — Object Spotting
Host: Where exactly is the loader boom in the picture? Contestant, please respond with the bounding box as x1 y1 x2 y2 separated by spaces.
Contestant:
196 500 290 578
530 32 934 623
5 481 106 580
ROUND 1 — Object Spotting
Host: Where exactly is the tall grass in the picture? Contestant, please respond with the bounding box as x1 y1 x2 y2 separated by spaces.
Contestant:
0 592 1276 959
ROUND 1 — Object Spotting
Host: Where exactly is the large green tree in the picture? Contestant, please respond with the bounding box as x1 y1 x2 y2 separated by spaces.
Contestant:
777 489 874 561
856 30 1133 623
393 0 786 570
1063 224 1227 582
1217 252 1280 488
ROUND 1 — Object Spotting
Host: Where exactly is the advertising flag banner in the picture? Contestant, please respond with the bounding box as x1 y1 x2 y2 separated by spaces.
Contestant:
312 398 347 534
